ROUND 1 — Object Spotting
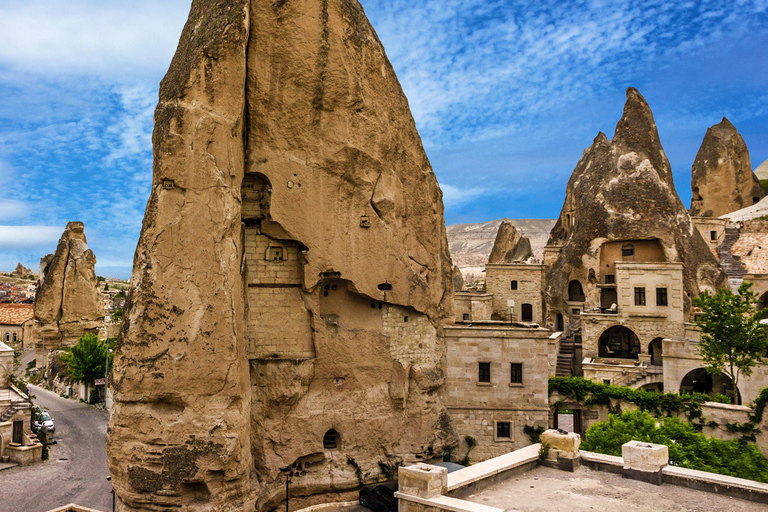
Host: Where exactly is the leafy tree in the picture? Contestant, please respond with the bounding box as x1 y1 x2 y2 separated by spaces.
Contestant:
60 333 112 385
582 409 768 482
693 282 768 403
112 307 123 322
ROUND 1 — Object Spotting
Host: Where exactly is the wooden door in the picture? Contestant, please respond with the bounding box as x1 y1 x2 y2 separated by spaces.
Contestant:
12 420 23 444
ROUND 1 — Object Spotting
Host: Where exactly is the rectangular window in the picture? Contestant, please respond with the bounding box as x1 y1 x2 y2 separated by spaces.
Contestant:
510 363 523 384
656 287 668 306
496 421 511 439
605 274 615 284
462 313 470 321
710 230 717 241
510 281 518 290
12 332 17 342
478 362 491 383
634 287 646 306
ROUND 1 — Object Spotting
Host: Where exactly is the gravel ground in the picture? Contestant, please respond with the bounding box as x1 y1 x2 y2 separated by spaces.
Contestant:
463 465 766 512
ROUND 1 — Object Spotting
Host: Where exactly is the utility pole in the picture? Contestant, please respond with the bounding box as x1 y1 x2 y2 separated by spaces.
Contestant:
280 466 293 512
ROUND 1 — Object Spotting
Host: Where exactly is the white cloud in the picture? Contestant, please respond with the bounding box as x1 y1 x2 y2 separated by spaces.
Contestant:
440 184 489 208
0 0 190 80
0 226 61 249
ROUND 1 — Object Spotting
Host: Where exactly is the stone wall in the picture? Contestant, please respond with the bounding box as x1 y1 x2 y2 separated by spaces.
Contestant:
485 264 545 324
691 217 728 257
443 326 556 460
453 293 493 323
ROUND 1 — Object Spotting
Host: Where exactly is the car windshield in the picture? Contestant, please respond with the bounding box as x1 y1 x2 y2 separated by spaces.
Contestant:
41 413 51 421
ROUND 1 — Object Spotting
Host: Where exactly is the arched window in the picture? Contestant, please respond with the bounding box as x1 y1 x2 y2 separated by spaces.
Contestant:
649 338 664 366
556 313 564 332
598 326 640 359
521 304 533 322
323 429 339 450
510 281 518 290
568 280 585 302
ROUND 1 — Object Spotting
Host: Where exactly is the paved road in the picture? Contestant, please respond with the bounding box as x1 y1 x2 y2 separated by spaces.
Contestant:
0 384 113 512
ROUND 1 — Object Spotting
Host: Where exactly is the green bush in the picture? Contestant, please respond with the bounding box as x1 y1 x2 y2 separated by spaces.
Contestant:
582 409 768 483
89 388 101 405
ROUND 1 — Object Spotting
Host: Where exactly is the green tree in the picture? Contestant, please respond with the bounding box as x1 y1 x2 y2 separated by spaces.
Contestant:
104 283 109 291
60 333 112 385
694 282 768 404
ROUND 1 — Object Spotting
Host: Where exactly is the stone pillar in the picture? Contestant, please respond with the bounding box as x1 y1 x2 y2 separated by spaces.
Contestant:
621 440 668 485
539 429 581 471
397 464 448 512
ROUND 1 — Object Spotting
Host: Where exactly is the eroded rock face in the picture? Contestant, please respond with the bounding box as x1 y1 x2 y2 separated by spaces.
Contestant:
546 88 726 318
12 262 33 276
453 266 465 291
488 219 534 263
108 1 455 511
33 222 102 349
690 118 764 217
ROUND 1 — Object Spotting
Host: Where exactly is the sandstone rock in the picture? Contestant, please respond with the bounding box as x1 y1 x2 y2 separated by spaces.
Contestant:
453 266 465 292
690 118 764 217
108 1 456 511
488 219 534 263
12 262 33 276
33 222 102 350
546 88 726 317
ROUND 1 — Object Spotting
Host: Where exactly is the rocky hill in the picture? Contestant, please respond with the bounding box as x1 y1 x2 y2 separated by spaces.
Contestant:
446 219 556 277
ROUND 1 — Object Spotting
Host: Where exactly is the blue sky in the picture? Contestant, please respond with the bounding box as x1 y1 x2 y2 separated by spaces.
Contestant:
1 0 767 279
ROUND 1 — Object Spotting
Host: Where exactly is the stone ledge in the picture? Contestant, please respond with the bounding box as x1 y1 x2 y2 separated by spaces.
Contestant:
447 443 540 493
394 492 504 512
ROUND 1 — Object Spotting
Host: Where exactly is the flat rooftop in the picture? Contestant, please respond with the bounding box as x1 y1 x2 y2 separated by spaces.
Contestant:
462 465 763 512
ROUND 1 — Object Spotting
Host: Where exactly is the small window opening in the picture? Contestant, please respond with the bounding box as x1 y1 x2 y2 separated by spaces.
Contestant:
622 243 634 257
634 287 646 306
403 316 409 322
510 363 523 384
478 362 491 383
656 287 668 306
510 280 518 290
378 283 392 291
463 313 470 321
710 230 717 241
323 429 339 449
605 274 615 284
496 421 511 439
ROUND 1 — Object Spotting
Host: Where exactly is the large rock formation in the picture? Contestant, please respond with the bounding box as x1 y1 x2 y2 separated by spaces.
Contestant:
12 262 33 276
488 219 534 263
546 88 726 318
33 222 102 350
108 1 455 511
690 118 764 217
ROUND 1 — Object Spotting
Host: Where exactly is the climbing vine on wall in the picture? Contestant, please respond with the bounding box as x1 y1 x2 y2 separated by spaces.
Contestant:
549 377 711 422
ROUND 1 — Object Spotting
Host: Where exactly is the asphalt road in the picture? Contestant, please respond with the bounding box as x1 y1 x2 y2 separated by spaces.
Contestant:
0 384 113 512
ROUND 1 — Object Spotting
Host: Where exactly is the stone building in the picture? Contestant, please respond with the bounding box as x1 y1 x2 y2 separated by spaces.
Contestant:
0 341 41 466
442 325 558 460
0 304 34 350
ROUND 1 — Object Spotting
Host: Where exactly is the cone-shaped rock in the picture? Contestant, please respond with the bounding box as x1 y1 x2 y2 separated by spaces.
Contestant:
33 222 102 350
488 219 534 263
453 265 465 291
12 262 33 276
108 1 455 511
690 117 764 217
546 88 726 317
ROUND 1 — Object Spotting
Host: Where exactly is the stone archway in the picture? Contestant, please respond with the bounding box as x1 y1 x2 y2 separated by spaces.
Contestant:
598 325 640 360
680 368 740 403
568 280 585 302
758 292 768 312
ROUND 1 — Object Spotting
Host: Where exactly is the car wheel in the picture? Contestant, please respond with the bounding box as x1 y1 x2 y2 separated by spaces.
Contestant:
360 496 369 508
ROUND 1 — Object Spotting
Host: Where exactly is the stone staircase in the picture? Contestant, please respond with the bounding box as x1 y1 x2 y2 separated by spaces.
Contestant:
611 365 663 388
718 227 745 292
556 317 581 377
0 403 19 422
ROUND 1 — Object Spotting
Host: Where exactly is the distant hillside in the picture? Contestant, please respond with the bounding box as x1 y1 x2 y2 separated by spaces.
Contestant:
446 219 556 274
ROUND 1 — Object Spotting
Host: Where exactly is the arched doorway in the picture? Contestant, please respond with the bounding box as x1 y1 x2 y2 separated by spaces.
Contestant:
556 313 564 332
680 368 740 403
568 280 585 302
758 292 768 312
521 304 533 322
649 338 663 366
598 326 640 359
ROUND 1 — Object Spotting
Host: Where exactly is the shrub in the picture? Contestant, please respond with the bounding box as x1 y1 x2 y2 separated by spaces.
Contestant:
582 409 768 482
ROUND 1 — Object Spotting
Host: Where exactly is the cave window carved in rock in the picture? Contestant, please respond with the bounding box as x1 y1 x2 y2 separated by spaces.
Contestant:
323 429 339 450
568 280 585 302
621 243 634 258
